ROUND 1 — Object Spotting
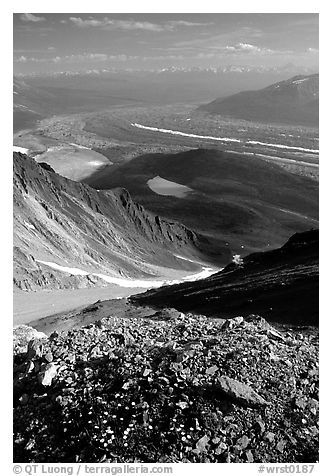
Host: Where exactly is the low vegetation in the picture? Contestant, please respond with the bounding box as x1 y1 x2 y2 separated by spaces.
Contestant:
14 311 318 463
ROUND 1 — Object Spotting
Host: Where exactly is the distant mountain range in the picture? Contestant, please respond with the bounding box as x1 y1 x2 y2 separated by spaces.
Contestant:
14 70 319 132
13 78 46 131
13 77 136 132
13 152 207 291
131 229 319 326
199 74 319 126
15 64 317 78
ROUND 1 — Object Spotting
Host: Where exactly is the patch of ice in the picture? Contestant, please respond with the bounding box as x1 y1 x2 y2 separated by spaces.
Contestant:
13 146 29 154
36 259 163 287
238 150 319 168
88 160 105 166
246 140 318 154
36 260 90 276
69 143 91 150
147 176 193 198
132 123 242 143
181 267 217 281
292 78 309 84
174 254 203 264
24 221 36 231
93 273 164 288
35 259 219 289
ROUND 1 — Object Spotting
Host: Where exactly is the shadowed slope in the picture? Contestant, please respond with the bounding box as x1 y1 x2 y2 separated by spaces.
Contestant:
131 230 319 326
85 148 318 257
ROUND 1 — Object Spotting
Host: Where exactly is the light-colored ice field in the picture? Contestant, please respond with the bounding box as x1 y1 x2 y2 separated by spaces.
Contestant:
36 259 216 288
147 176 193 198
35 144 110 181
13 146 29 154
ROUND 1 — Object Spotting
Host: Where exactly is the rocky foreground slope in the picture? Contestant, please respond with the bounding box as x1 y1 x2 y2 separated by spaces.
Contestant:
14 152 211 291
14 311 318 463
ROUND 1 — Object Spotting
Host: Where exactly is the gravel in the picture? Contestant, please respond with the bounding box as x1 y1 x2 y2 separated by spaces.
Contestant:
13 311 318 463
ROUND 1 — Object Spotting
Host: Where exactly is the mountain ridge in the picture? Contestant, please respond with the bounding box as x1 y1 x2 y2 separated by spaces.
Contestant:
199 74 319 126
85 147 318 257
130 229 319 326
13 152 212 291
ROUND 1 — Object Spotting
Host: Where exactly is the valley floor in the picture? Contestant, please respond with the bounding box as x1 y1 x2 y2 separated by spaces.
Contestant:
14 104 319 183
14 261 219 326
14 286 141 326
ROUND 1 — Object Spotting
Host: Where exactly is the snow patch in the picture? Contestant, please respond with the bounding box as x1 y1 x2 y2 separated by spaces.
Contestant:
147 176 193 198
24 221 36 231
174 254 203 264
238 151 319 168
131 123 318 153
36 260 90 276
181 267 217 281
69 143 91 150
36 259 218 289
132 123 242 143
292 78 309 84
13 146 29 154
93 273 164 288
246 140 318 154
88 160 105 166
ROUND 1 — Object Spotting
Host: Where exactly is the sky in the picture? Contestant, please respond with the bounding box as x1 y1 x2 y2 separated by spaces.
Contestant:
13 13 319 74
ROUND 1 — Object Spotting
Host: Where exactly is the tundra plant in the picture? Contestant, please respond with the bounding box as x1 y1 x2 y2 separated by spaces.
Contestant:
232 254 244 266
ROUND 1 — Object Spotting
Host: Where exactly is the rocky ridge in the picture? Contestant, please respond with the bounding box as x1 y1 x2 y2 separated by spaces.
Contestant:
14 152 208 291
131 229 319 326
14 311 318 463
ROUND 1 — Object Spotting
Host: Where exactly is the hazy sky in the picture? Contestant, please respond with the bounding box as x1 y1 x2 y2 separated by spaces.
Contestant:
13 13 319 74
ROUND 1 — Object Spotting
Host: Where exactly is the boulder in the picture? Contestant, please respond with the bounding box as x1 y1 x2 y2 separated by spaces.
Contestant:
38 363 58 386
222 316 244 330
13 325 47 352
195 435 210 454
27 339 45 360
267 329 285 341
215 376 268 408
236 435 250 450
265 432 275 443
245 315 270 330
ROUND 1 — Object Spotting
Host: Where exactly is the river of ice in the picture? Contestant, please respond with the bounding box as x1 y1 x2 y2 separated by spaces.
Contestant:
131 123 318 154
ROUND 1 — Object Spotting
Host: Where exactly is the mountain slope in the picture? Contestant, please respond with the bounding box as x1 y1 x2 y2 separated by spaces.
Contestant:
13 152 209 291
13 78 47 131
14 312 318 463
85 148 318 258
199 74 319 126
13 76 142 132
130 230 319 326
